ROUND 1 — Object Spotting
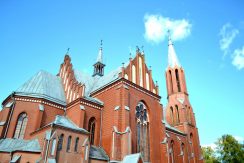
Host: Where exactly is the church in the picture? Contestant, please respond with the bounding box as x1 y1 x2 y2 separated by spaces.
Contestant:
0 37 203 163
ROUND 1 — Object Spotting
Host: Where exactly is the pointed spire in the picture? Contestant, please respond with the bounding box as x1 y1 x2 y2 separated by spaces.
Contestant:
96 40 103 63
167 30 181 68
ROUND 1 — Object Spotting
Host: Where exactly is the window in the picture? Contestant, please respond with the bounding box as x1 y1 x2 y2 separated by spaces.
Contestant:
51 138 57 155
74 137 79 152
88 117 96 145
176 105 180 124
175 69 181 92
135 102 150 162
170 107 174 125
57 134 64 151
190 133 194 158
13 113 28 139
169 70 173 93
170 141 175 163
67 136 72 152
132 65 136 83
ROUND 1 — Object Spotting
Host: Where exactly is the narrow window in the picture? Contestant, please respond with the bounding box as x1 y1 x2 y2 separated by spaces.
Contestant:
74 137 79 152
190 133 194 158
57 134 64 151
132 65 136 83
170 107 174 125
67 136 72 152
169 70 173 93
13 113 28 139
170 140 175 163
176 105 180 124
51 138 57 155
175 69 181 92
188 107 191 123
88 118 96 145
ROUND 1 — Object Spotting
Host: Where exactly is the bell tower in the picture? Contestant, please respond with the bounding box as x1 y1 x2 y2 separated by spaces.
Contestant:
93 40 105 77
165 33 203 162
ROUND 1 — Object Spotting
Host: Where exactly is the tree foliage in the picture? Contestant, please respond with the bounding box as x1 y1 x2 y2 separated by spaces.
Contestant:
216 134 244 163
202 146 220 163
202 134 244 163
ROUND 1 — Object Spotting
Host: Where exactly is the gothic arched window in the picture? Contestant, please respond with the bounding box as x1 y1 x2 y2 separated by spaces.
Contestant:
88 117 96 145
74 137 79 152
13 113 28 139
57 134 64 151
176 105 180 124
135 102 150 162
170 140 175 163
175 69 181 92
67 136 72 152
169 70 173 93
170 107 174 125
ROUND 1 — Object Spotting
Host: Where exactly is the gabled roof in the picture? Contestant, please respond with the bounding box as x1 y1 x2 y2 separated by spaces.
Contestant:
0 138 41 153
89 145 109 161
15 70 66 105
52 115 88 134
74 67 122 96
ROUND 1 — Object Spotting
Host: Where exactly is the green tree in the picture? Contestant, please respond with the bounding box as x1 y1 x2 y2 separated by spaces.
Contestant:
216 134 244 163
202 146 220 163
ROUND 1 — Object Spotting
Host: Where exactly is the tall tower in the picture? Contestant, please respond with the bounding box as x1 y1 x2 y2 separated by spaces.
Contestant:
93 40 105 77
165 34 203 163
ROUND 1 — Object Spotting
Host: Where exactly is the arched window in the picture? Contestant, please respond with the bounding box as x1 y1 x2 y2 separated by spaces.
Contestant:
170 140 175 163
74 137 79 152
190 133 194 158
88 117 96 145
13 113 28 139
176 105 180 124
170 107 174 125
135 102 150 162
175 69 181 92
124 74 128 80
132 65 136 83
139 57 143 87
67 136 72 152
169 70 173 93
57 134 64 151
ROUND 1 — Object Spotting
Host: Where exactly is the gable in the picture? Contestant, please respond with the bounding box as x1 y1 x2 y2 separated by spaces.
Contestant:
122 51 158 95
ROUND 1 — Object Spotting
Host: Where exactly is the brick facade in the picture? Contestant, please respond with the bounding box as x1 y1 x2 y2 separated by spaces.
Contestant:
0 43 203 163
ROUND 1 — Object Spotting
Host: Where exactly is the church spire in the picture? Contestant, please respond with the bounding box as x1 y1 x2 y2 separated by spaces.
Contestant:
96 40 103 63
93 40 105 77
167 31 181 68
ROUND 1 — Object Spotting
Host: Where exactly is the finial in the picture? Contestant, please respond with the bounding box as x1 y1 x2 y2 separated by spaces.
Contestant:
129 53 132 60
122 62 125 68
67 48 70 54
141 45 144 55
100 40 103 48
167 30 173 46
136 46 140 53
156 81 158 87
149 66 152 71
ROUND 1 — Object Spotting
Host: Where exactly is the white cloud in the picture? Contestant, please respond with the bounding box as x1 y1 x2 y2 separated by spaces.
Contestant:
144 14 192 43
232 46 244 70
234 136 244 143
202 143 217 151
219 23 239 57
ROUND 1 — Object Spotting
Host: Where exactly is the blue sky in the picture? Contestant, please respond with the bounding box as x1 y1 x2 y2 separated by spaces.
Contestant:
0 0 244 147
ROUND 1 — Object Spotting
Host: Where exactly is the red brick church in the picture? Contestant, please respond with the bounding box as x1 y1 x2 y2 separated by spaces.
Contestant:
0 37 203 163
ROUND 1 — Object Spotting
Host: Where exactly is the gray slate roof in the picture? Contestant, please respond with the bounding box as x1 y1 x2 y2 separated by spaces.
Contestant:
15 70 66 105
89 145 109 161
52 115 88 134
74 67 122 96
0 138 41 153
